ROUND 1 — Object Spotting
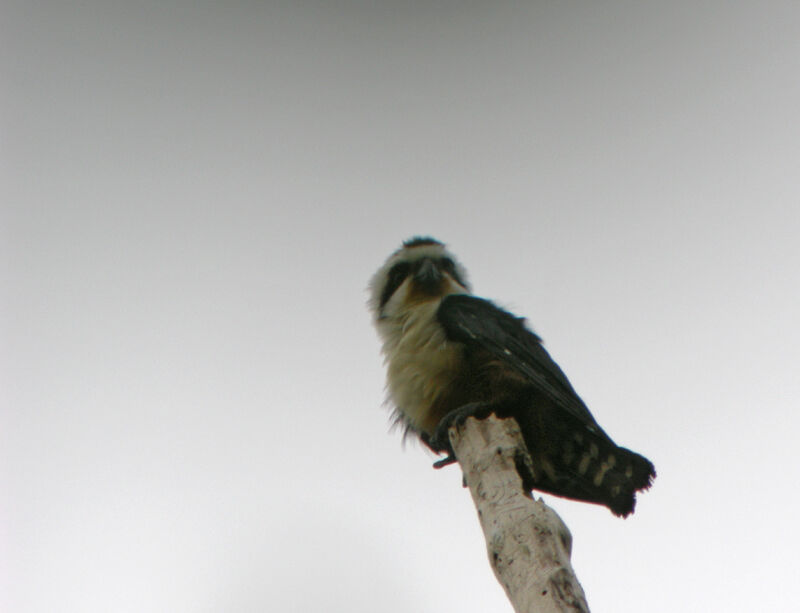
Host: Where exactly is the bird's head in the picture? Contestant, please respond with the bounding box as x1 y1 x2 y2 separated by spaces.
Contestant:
369 237 470 323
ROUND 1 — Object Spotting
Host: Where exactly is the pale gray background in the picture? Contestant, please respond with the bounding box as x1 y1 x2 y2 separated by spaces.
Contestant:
3 2 799 612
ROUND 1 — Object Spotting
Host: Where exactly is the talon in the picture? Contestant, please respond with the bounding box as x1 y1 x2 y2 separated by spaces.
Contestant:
432 401 494 452
433 454 457 469
430 424 455 454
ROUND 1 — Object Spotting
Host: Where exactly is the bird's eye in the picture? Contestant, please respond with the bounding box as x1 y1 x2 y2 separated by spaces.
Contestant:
389 262 410 283
439 257 467 288
439 257 456 273
379 262 411 307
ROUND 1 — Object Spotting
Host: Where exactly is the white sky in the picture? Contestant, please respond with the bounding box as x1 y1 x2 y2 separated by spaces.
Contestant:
2 2 799 612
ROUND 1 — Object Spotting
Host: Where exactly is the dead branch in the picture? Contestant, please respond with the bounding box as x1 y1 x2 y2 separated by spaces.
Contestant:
448 415 590 613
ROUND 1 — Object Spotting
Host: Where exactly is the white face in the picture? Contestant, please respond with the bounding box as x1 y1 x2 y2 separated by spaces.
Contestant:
368 240 470 322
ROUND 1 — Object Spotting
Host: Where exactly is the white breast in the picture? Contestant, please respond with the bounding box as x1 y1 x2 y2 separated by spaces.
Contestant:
378 299 463 433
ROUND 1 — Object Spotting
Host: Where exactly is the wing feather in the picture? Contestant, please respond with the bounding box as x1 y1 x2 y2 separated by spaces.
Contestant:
437 294 655 516
437 294 599 429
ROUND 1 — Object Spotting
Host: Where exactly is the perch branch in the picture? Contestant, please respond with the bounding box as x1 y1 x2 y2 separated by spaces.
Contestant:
448 415 590 613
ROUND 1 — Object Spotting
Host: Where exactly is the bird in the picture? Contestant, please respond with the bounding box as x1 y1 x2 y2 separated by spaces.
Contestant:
369 236 655 517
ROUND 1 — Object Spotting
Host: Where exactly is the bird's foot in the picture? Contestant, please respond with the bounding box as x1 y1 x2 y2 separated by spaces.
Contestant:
432 454 458 469
429 402 495 468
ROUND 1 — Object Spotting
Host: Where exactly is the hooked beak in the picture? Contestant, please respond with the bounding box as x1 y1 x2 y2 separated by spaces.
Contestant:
414 258 443 295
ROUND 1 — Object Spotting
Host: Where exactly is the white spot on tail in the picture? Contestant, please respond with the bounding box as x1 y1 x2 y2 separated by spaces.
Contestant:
593 458 614 486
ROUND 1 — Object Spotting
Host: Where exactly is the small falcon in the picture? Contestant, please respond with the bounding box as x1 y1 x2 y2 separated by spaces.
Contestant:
369 237 655 517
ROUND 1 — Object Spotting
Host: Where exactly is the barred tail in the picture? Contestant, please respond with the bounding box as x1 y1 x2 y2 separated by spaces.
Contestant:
514 406 656 517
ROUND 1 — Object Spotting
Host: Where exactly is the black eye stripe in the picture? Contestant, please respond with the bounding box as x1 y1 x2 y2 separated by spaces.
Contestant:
379 262 411 308
439 257 455 271
379 256 466 309
439 257 467 287
389 262 411 281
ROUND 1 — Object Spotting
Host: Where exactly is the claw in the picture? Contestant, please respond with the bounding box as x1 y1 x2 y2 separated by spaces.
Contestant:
429 426 454 454
432 401 494 449
432 454 458 469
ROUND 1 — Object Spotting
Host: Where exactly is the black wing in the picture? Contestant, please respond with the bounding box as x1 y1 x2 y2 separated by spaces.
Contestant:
438 294 656 517
437 294 600 430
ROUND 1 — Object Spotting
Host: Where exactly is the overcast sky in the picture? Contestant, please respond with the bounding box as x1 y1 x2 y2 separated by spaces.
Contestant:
2 2 799 612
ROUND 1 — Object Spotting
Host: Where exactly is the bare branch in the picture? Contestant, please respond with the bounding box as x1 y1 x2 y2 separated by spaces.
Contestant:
449 415 590 613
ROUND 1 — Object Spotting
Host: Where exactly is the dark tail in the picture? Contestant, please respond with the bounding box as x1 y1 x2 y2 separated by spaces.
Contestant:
513 405 656 517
